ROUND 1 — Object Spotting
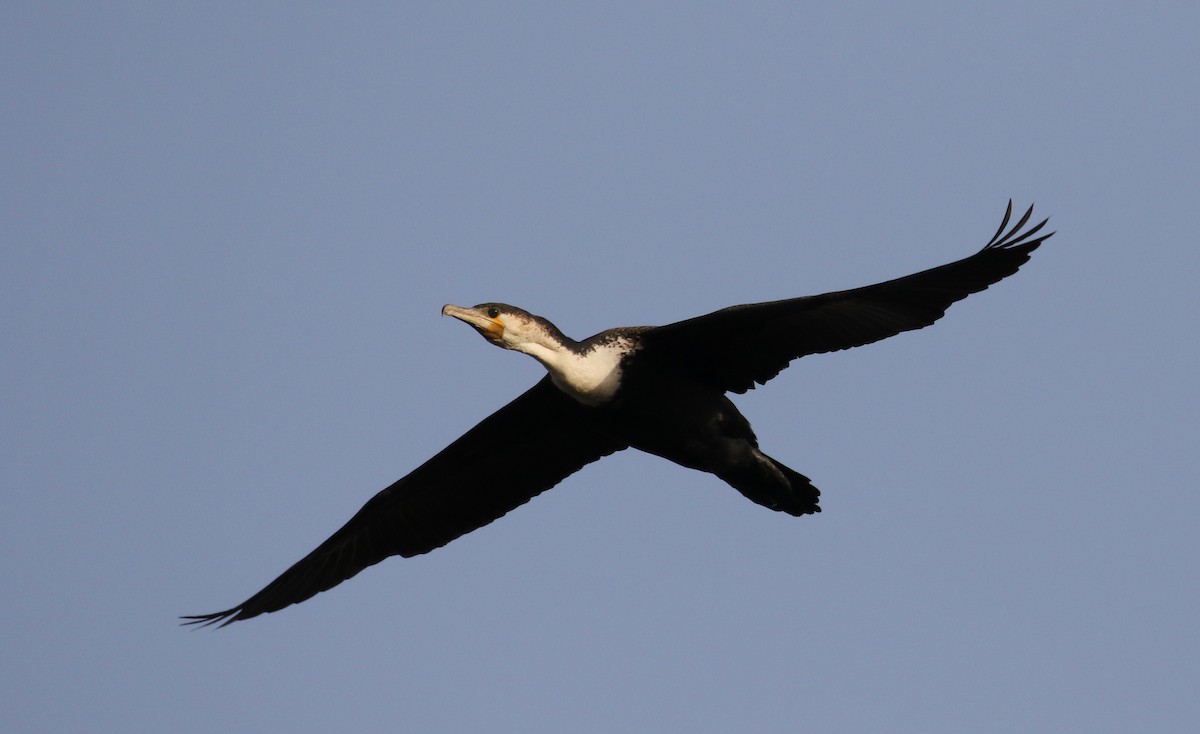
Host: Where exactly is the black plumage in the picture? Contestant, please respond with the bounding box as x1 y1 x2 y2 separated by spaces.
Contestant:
184 202 1051 627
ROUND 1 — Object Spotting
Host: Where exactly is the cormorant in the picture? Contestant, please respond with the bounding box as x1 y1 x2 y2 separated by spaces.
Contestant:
184 202 1051 627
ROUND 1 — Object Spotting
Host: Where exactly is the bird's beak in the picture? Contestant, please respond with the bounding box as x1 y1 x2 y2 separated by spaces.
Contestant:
442 304 505 342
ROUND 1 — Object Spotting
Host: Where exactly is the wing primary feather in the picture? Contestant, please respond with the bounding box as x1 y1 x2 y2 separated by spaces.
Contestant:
985 199 1015 248
999 216 1050 248
991 203 1034 250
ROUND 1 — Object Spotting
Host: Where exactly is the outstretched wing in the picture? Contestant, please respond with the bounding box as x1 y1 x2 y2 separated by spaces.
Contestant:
183 376 625 627
641 202 1052 394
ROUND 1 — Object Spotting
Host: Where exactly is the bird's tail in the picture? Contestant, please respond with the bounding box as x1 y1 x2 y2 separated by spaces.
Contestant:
720 450 821 517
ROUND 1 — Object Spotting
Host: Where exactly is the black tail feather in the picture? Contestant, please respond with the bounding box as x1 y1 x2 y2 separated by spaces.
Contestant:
721 450 821 517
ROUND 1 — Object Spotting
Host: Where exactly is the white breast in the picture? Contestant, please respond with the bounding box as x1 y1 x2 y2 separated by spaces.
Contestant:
547 339 634 406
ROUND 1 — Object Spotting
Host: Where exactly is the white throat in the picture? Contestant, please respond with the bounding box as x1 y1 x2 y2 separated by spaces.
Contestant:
519 338 633 406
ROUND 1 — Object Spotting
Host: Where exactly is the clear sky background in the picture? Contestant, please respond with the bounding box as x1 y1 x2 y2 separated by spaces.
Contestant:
3 3 1197 732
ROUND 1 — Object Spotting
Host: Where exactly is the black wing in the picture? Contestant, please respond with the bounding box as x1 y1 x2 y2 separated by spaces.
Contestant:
183 376 625 627
642 202 1052 393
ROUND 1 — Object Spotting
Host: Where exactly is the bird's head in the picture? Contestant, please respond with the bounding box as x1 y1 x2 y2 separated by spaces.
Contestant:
442 303 573 360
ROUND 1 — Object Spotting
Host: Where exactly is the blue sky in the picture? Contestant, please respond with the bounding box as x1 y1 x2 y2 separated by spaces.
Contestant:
3 2 1197 732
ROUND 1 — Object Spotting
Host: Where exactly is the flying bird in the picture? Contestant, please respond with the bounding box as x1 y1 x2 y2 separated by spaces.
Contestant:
184 202 1051 627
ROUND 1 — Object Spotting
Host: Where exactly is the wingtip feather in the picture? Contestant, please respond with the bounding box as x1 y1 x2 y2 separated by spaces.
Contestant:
985 199 1015 248
180 608 243 629
984 202 1051 251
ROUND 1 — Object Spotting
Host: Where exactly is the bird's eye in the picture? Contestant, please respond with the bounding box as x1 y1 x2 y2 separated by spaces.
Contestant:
487 307 500 318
